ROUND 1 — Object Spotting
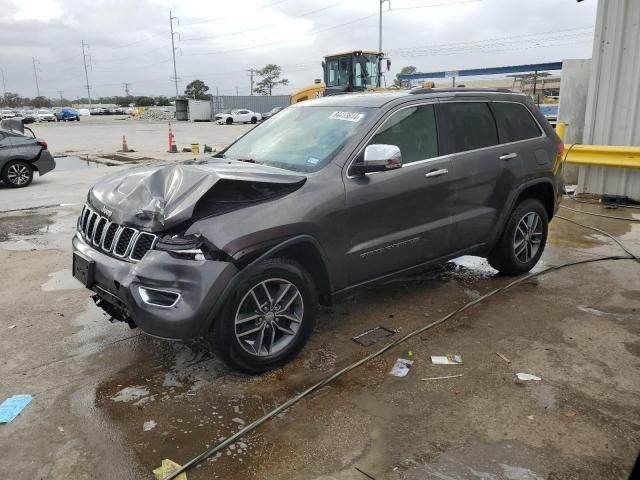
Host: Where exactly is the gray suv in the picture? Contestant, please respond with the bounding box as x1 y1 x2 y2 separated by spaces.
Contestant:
72 89 563 373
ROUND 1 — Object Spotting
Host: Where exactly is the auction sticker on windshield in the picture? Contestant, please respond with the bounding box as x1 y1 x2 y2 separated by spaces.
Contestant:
328 111 365 122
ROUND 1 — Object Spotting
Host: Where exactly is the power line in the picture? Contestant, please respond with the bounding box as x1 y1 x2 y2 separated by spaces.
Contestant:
182 0 481 58
181 0 347 43
386 26 594 55
178 0 291 27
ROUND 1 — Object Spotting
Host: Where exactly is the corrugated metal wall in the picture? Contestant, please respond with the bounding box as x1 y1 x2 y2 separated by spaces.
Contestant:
212 95 290 115
578 0 640 199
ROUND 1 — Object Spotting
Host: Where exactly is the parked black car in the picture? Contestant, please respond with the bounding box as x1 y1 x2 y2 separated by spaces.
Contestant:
72 89 563 372
0 119 56 187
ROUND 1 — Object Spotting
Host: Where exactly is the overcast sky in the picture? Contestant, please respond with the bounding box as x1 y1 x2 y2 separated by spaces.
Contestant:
0 0 598 99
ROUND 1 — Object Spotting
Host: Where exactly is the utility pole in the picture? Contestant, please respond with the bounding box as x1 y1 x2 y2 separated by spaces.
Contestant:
378 0 390 87
81 41 92 106
57 90 64 106
32 57 40 97
1 69 6 99
235 85 239 96
122 82 131 96
170 11 180 98
247 69 256 95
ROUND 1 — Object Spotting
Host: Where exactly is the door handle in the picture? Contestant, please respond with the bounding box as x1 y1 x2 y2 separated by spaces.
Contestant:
499 152 518 161
425 168 449 178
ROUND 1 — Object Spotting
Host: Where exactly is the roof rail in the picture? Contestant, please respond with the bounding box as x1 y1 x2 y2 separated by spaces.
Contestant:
409 87 514 95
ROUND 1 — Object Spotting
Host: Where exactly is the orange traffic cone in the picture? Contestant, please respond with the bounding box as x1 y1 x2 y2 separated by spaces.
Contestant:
121 135 130 153
167 123 178 153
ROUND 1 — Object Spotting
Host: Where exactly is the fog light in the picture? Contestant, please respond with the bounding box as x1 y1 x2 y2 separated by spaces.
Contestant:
138 287 181 308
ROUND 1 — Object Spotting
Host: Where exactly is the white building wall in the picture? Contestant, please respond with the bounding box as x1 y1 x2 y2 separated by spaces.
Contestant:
578 0 640 200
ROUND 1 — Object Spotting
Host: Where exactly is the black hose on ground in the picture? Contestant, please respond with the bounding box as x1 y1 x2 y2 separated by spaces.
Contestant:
560 204 640 222
556 215 639 262
163 218 639 480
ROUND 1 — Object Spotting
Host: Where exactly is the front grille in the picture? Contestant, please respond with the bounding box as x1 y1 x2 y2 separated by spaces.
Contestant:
103 223 119 250
93 218 107 246
76 204 157 262
114 228 135 256
131 232 156 261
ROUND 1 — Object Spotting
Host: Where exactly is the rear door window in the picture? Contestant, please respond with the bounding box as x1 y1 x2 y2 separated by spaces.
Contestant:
367 104 438 164
439 102 499 154
490 102 541 143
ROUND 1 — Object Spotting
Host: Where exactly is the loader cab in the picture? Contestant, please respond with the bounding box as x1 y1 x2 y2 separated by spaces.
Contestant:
322 51 385 96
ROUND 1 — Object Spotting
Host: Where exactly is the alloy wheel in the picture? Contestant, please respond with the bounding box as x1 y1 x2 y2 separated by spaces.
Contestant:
234 278 304 357
513 212 543 263
7 163 31 186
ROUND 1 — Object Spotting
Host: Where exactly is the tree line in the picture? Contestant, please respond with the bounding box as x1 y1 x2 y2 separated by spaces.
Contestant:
0 93 173 108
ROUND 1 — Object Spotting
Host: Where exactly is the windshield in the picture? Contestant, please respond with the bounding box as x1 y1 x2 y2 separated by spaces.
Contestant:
222 106 372 172
326 57 351 87
353 55 379 87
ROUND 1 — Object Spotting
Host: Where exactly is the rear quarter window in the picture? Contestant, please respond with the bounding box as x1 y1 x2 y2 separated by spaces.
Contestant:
439 102 499 154
490 102 541 143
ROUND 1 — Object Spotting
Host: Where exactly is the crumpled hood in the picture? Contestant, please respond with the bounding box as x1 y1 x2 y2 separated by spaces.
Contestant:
88 159 306 232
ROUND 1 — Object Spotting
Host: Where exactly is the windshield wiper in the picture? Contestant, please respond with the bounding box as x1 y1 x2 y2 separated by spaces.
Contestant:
235 158 261 164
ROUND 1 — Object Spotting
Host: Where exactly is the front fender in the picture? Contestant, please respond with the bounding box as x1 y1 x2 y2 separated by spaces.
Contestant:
199 234 331 335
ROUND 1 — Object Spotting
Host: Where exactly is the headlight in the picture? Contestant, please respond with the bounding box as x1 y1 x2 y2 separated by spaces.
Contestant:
155 234 207 260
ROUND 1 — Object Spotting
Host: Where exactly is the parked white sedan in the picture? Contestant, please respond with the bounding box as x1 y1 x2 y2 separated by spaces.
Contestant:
37 110 56 122
215 109 262 125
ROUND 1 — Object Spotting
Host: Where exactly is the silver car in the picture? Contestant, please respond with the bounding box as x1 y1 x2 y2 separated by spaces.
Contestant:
0 119 56 187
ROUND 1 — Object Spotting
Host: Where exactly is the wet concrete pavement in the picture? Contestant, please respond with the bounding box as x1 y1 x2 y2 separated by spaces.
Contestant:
0 191 639 479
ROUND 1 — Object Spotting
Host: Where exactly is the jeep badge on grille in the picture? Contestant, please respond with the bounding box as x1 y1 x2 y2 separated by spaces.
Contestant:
101 206 113 218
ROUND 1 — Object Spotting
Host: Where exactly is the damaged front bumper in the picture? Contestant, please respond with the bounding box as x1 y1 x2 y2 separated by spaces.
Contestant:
72 233 239 339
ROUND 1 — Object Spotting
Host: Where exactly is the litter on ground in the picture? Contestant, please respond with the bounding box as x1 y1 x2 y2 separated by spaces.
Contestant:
431 354 464 365
516 373 542 381
153 458 187 480
351 325 395 347
421 374 464 381
143 420 157 431
0 394 33 423
389 358 414 377
495 351 512 364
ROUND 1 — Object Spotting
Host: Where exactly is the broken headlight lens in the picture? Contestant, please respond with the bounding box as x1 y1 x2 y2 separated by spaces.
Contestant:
155 234 207 261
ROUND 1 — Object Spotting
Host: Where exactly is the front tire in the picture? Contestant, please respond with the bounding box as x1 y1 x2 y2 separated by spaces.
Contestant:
210 258 317 374
226 118 233 125
250 117 257 124
488 198 548 275
2 160 33 188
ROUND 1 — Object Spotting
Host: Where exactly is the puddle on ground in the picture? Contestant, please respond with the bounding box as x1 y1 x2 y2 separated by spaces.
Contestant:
0 206 79 251
0 210 54 242
41 269 82 291
54 156 112 171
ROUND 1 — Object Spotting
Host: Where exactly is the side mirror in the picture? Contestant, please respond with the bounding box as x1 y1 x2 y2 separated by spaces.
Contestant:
351 144 402 175
386 59 391 71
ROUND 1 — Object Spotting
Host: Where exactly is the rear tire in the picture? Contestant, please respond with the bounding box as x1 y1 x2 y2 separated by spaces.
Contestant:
210 258 317 374
488 198 548 275
2 160 33 188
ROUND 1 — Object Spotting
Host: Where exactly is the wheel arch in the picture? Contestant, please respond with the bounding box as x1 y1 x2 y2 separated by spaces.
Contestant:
489 178 556 250
200 235 333 336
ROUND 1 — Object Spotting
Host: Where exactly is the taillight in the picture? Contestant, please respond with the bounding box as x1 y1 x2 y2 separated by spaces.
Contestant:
557 142 565 155
37 140 47 150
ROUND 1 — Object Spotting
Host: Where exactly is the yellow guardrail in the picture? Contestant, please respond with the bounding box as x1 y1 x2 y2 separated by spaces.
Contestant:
555 122 640 170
